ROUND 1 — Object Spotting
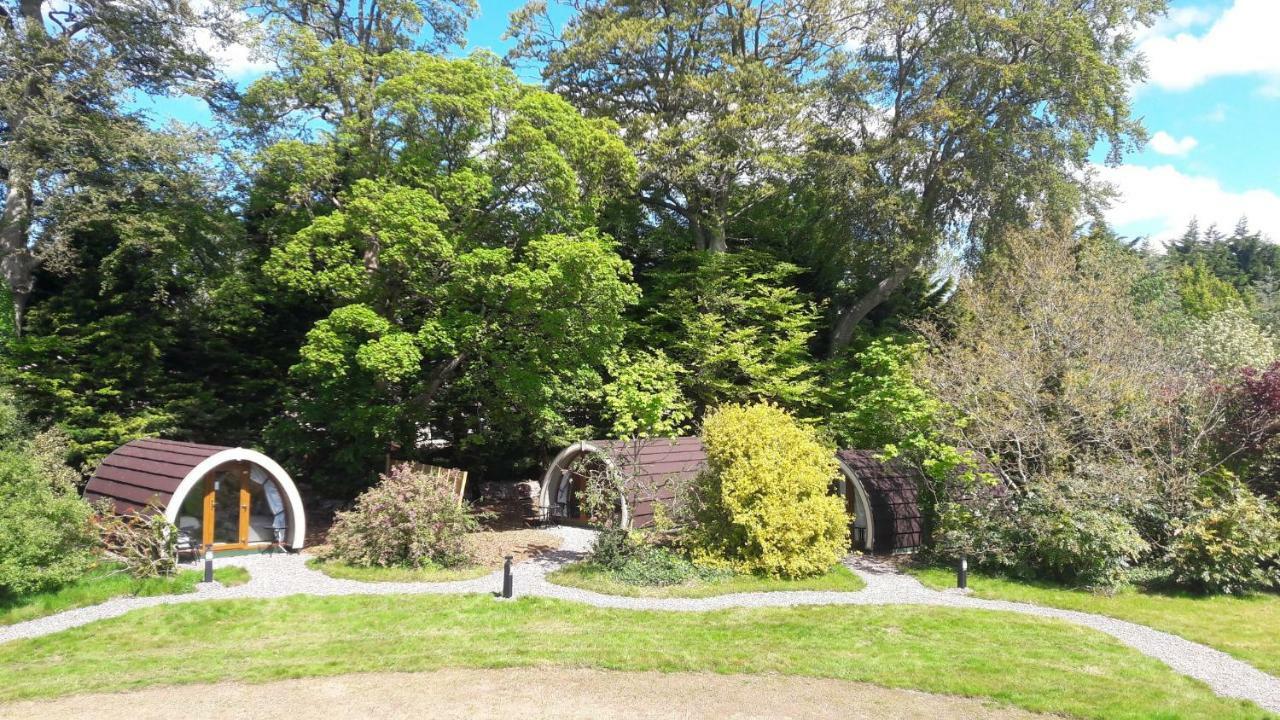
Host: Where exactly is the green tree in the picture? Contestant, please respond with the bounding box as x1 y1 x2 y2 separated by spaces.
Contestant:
253 53 641 490
821 0 1162 350
3 129 270 468
641 250 821 416
509 0 842 253
0 0 240 333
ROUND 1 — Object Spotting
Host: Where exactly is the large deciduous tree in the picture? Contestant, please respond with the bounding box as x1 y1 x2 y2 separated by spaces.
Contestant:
0 0 240 333
511 0 1163 351
820 0 1162 350
247 52 640 490
509 0 853 253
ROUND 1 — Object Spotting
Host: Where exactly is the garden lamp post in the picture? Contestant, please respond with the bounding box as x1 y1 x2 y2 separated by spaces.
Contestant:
502 555 514 599
204 545 214 583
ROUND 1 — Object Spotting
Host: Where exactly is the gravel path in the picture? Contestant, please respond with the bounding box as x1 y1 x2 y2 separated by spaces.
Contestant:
2 526 1277 714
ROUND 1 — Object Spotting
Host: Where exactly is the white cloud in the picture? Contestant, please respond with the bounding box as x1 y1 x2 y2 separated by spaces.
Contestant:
1140 0 1280 92
1096 163 1280 245
185 0 272 80
1147 130 1198 156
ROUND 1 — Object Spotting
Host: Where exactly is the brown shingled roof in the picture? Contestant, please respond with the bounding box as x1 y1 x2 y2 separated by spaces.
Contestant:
84 438 231 514
585 436 706 527
836 449 924 552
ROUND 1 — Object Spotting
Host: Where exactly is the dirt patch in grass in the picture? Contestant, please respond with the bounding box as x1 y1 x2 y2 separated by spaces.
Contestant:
464 529 561 567
0 668 1052 720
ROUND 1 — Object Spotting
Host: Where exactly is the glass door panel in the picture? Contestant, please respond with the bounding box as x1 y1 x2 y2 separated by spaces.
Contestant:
211 469 243 546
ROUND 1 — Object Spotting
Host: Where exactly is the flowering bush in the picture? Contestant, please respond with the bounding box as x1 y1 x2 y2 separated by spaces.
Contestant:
327 464 481 568
1167 475 1280 595
686 403 847 578
1184 307 1278 375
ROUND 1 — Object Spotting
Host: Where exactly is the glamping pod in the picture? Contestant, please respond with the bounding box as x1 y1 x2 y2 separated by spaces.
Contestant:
834 449 923 554
85 438 306 552
538 437 706 529
539 438 925 553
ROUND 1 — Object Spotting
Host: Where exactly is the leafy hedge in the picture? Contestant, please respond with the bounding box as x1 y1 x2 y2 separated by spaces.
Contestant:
0 428 98 597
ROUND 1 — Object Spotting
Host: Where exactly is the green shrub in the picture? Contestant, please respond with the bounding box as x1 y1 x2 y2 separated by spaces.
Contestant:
327 464 482 569
588 528 642 570
1167 477 1280 595
611 547 729 586
1011 499 1149 590
687 402 848 578
0 429 98 597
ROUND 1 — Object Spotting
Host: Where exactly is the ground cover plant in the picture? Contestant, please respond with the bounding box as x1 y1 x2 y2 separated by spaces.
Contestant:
545 561 865 598
0 564 249 626
910 566 1280 677
0 594 1266 720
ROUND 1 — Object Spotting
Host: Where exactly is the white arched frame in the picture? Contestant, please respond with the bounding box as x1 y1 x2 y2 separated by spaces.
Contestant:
164 448 307 549
836 458 876 552
538 441 631 528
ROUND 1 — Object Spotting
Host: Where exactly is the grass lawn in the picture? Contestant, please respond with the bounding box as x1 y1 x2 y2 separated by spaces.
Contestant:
0 564 251 626
547 561 865 598
911 566 1280 676
306 558 492 582
0 594 1268 719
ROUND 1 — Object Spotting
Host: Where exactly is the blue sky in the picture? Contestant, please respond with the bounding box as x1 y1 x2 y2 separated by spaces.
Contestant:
151 0 1280 246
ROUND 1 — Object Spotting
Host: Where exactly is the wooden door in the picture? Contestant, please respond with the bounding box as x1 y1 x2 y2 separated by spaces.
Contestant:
202 463 252 550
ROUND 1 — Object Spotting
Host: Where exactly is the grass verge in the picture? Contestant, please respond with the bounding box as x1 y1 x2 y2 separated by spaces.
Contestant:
306 559 491 583
0 593 1267 719
911 566 1280 676
547 561 865 598
1 565 251 626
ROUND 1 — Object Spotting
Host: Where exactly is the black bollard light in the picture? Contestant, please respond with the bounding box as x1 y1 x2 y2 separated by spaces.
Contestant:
957 555 968 590
204 545 214 583
502 555 514 599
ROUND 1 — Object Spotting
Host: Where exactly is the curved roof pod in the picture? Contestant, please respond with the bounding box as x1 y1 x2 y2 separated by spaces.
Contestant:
538 437 706 529
835 449 923 554
84 438 307 549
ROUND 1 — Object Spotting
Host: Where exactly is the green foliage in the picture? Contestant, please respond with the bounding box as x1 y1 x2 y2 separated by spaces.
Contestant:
642 251 820 415
4 128 288 469
1011 496 1150 590
1167 474 1280 595
252 52 640 490
602 350 691 439
587 529 728 586
327 464 482 569
688 403 847 578
1169 260 1246 319
0 414 98 597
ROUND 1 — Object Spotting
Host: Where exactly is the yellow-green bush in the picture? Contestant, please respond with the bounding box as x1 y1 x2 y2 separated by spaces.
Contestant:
687 403 848 578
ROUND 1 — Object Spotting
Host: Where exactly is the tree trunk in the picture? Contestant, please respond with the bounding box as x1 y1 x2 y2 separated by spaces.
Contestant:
828 263 915 354
0 180 35 337
706 216 728 253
